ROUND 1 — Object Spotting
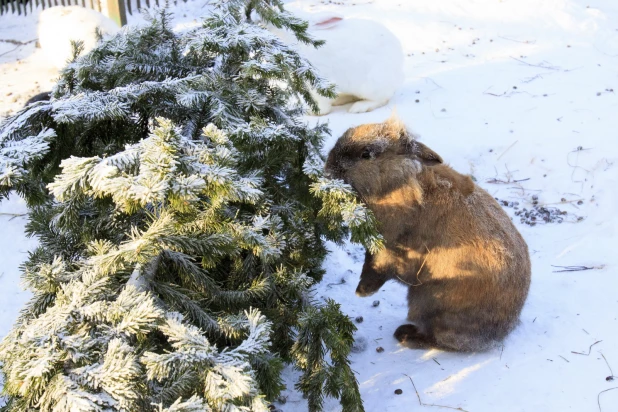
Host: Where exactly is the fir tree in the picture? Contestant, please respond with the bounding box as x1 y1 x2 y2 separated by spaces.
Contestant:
0 1 383 410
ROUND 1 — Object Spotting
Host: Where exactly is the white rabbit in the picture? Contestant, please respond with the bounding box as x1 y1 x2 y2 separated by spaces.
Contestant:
38 6 120 70
265 9 405 115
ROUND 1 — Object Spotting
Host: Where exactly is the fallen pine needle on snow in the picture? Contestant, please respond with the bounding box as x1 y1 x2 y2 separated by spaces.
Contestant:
0 38 37 45
497 140 518 160
497 36 537 45
597 387 618 412
571 340 602 356
540 198 585 206
404 374 469 412
325 278 346 289
0 45 23 58
551 265 604 273
0 212 26 221
600 353 616 381
486 177 530 184
510 56 561 71
482 88 507 97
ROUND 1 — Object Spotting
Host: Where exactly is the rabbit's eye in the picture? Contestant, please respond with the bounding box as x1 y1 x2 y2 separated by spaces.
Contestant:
361 149 372 159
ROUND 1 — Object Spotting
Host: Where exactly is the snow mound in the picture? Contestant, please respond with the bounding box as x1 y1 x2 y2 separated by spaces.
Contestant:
38 6 120 69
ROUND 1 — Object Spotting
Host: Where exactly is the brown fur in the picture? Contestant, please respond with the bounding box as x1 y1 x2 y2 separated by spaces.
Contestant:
325 116 531 352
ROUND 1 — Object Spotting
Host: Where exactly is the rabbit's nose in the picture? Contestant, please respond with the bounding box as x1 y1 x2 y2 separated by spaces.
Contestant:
323 163 336 178
324 166 344 179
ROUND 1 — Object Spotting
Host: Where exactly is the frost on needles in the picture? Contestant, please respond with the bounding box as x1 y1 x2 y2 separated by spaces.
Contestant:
2 122 277 411
0 1 381 411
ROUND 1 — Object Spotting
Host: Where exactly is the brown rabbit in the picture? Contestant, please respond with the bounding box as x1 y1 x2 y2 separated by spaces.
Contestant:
325 116 531 352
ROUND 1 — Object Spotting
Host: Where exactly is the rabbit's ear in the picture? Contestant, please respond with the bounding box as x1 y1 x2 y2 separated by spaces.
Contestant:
312 12 344 29
412 141 443 166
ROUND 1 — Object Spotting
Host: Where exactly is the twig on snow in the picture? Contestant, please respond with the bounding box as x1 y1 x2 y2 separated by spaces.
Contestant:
522 72 554 83
551 265 603 273
598 387 618 412
326 278 346 289
567 147 593 190
571 340 602 356
404 374 469 412
0 38 36 58
0 45 21 58
486 177 529 184
0 38 37 45
600 353 616 381
510 56 561 71
422 77 444 90
497 140 518 160
593 44 618 58
540 198 584 206
483 87 507 97
498 36 536 44
0 212 26 221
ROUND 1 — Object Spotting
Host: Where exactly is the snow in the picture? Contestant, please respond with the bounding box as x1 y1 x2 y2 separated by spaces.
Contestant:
0 195 36 339
38 6 120 69
1 0 618 411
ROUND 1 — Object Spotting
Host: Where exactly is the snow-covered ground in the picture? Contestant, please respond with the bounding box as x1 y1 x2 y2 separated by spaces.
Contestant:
1 0 618 411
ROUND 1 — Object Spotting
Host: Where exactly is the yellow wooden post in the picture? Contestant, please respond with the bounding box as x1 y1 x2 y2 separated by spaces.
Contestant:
107 0 127 26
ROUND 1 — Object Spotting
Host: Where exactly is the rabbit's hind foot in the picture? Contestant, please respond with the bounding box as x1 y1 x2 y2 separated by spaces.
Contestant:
348 98 389 113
